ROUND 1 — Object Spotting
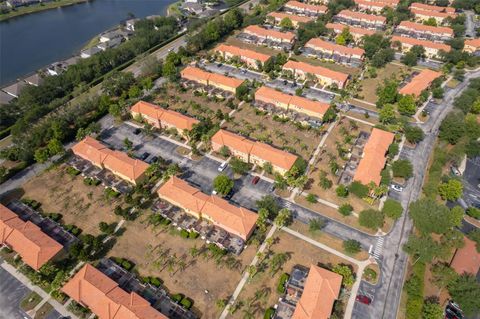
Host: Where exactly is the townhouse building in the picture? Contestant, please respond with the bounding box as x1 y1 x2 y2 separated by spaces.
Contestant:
130 100 199 136
410 7 457 24
334 9 387 30
211 129 298 175
354 0 394 13
180 66 245 94
284 0 328 16
239 25 296 49
396 21 454 41
304 37 365 65
267 11 315 28
157 176 258 241
254 86 331 119
326 22 375 42
282 60 349 89
72 137 150 185
213 44 272 70
391 35 451 58
399 69 442 97
464 38 480 55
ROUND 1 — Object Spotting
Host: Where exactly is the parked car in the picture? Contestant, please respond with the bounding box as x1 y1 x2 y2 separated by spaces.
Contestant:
148 156 158 164
252 176 260 185
133 128 141 135
451 166 461 176
212 190 218 195
390 184 404 192
225 190 234 200
355 295 372 305
140 152 150 161
218 162 227 172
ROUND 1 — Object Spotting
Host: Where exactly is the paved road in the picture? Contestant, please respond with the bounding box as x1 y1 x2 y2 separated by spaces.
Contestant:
352 69 480 319
465 10 476 38
0 267 31 319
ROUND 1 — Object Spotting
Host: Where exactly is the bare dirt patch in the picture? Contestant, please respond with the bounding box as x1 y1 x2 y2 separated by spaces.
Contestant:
21 167 122 236
107 216 257 319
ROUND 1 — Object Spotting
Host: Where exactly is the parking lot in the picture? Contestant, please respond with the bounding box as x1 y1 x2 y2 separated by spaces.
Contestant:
266 78 335 103
463 157 480 208
199 61 265 82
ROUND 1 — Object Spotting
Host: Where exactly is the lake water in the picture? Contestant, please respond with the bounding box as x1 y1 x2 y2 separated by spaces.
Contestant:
0 0 175 86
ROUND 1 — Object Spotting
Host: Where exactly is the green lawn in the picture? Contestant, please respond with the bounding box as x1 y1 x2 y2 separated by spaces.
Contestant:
20 292 42 312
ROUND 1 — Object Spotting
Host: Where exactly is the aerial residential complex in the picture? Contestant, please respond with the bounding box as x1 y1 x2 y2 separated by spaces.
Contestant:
1 0 480 318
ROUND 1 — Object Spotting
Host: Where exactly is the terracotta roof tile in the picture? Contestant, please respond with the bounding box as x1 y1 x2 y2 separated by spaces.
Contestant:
353 128 395 186
399 69 442 97
410 8 457 19
305 38 365 57
292 265 343 319
62 264 167 319
465 38 480 49
267 11 315 24
211 129 255 155
391 35 451 52
337 9 387 23
130 101 165 121
0 204 63 270
243 25 296 42
398 21 453 36
326 23 376 37
285 1 328 13
180 65 211 82
214 44 272 63
251 142 298 171
354 0 392 9
157 177 258 240
283 60 349 85
450 237 480 275
410 2 455 13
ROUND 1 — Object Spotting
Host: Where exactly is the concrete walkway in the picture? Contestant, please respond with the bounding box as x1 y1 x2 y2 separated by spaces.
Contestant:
344 115 375 127
1 261 78 319
219 225 277 319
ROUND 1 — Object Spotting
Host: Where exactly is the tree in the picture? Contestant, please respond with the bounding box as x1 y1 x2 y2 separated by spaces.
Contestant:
349 181 369 198
256 208 269 233
439 112 465 144
279 17 293 30
403 234 444 263
432 87 444 99
466 207 480 219
336 184 349 197
269 252 289 275
322 106 337 122
382 199 403 219
401 51 419 67
343 239 361 254
422 300 443 319
319 170 333 189
338 203 353 216
438 179 463 201
332 264 354 287
213 174 234 196
447 274 480 316
229 157 250 175
123 138 133 150
309 218 325 232
397 95 417 116
236 84 250 101
256 195 280 219
379 104 396 124
431 262 458 290
404 125 424 144
47 138 64 156
376 79 399 108
359 209 384 229
34 148 49 163
409 198 460 234
392 159 413 179
274 208 292 228
306 193 317 203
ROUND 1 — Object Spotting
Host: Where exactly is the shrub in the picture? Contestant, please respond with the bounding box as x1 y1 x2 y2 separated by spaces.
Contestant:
309 218 325 232
171 293 183 303
359 209 385 229
277 273 290 293
343 239 361 254
306 193 317 203
264 307 275 319
189 231 199 239
338 204 353 216
349 181 369 198
180 297 193 309
121 260 133 271
364 268 377 282
180 229 189 238
382 199 403 219
466 207 480 219
336 185 349 197
392 160 413 179
150 277 162 287
66 166 81 176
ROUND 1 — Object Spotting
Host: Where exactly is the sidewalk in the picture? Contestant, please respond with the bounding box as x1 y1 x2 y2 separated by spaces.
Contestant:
0 261 78 319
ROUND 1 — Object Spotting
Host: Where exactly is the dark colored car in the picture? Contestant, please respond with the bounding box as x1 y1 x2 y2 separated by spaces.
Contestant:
225 190 234 200
133 128 141 135
355 295 372 305
148 156 158 164
140 152 150 161
252 176 260 185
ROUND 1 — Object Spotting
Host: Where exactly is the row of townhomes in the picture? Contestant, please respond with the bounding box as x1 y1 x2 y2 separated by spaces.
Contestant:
238 25 296 50
180 65 245 95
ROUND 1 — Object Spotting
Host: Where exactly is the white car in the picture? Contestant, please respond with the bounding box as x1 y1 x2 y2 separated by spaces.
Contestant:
212 190 218 195
218 162 227 172
391 184 404 192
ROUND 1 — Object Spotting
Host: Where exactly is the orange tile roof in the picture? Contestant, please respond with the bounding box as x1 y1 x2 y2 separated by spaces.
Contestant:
364 0 399 4
410 8 456 19
255 86 330 118
157 177 258 240
131 100 199 131
326 23 375 37
72 137 149 183
391 35 451 52
214 44 272 63
243 25 296 42
285 1 328 13
180 65 211 82
465 38 480 49
354 0 391 9
211 129 255 155
305 38 365 57
180 66 244 90
410 2 455 13
450 237 480 275
353 128 395 186
0 204 63 270
251 142 298 171
292 265 343 319
211 129 298 171
267 11 315 24
283 60 349 85
62 264 167 319
337 10 387 23
398 21 453 36
399 69 442 97
208 72 245 90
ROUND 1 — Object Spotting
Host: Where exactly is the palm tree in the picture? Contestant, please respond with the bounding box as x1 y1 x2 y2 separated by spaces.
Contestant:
189 245 199 258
